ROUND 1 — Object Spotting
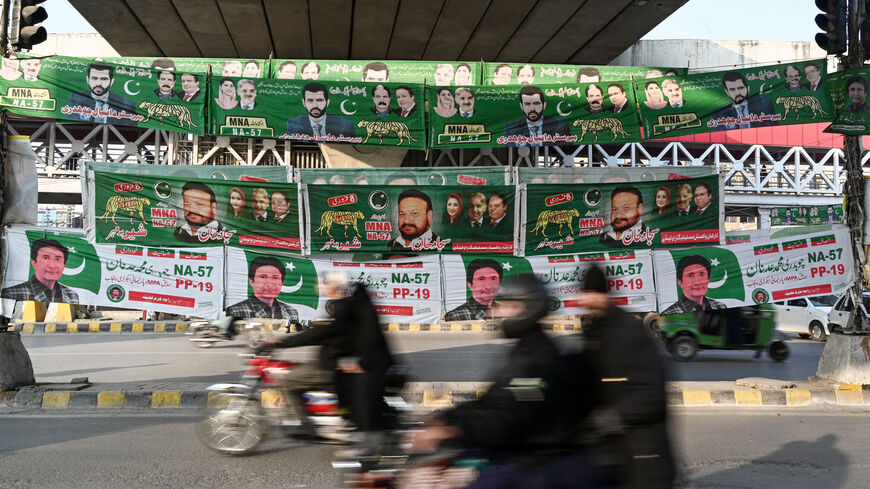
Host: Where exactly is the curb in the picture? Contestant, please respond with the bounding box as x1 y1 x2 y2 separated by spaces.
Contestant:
3 384 869 412
10 321 582 334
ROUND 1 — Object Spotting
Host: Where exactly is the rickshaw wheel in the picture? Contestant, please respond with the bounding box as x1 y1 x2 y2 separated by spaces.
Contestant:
768 340 790 362
669 335 698 361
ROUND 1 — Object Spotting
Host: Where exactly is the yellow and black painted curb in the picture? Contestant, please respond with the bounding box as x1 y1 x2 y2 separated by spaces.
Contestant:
10 321 582 334
3 384 869 411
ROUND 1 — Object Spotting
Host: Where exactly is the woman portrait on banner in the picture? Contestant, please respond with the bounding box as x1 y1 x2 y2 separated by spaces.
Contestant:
454 63 474 85
227 186 250 221
434 87 458 118
654 185 672 218
215 77 239 110
644 80 668 110
443 192 464 227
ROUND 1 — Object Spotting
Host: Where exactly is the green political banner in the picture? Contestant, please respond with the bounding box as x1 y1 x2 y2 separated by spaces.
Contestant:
516 166 715 185
638 60 832 139
271 59 482 85
523 175 722 255
83 161 291 182
296 167 510 186
0 55 206 134
307 185 516 254
428 83 642 148
102 57 268 78
482 63 685 86
654 227 853 313
1 226 225 318
825 67 870 135
226 249 442 323
89 172 301 251
209 77 426 149
770 205 843 226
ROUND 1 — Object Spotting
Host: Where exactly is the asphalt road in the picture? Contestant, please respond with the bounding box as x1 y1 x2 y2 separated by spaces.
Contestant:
20 332 827 385
0 410 865 488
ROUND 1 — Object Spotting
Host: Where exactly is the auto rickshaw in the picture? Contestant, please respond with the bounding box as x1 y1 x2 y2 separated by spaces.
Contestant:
659 304 789 362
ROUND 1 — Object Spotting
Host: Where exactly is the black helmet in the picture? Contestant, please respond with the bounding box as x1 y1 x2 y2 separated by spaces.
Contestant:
499 273 549 338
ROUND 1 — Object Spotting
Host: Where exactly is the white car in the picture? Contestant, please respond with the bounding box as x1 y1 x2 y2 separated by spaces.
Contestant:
827 292 870 333
772 295 837 341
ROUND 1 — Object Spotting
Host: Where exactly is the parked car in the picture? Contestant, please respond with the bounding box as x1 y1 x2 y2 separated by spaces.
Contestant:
771 294 837 342
827 292 870 333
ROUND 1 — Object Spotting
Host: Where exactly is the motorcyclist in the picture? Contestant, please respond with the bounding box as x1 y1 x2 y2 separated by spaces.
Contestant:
258 271 394 449
408 273 561 486
257 271 355 439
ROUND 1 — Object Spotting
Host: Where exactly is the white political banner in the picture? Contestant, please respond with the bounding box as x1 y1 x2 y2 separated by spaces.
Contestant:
2 226 225 318
655 227 853 314
225 249 442 323
441 250 656 319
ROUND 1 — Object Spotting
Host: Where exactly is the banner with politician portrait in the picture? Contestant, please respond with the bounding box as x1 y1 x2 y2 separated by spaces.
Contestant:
482 62 685 86
102 57 268 79
88 172 302 251
225 248 442 323
654 227 853 314
441 251 655 319
637 59 833 139
0 55 206 134
208 77 426 149
306 185 517 254
427 82 642 149
824 67 870 135
83 161 292 182
296 167 510 186
1 226 224 318
523 175 722 255
270 59 482 86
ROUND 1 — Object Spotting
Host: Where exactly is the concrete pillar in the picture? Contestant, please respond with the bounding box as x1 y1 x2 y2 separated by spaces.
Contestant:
757 206 772 229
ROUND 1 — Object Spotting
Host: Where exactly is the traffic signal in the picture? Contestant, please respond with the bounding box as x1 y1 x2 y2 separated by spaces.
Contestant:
11 0 48 50
815 0 847 55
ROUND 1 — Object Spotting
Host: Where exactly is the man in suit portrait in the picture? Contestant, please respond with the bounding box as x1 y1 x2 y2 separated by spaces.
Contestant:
585 84 605 114
66 62 137 126
456 87 476 118
271 190 293 224
237 79 258 110
20 57 41 82
599 185 649 248
1 239 79 303
467 192 487 228
395 85 417 117
487 193 509 229
675 183 695 216
173 181 228 244
845 76 870 115
388 189 440 252
250 188 272 222
607 83 629 114
492 64 513 85
301 61 320 80
285 82 356 139
179 73 200 102
371 84 395 117
693 182 714 216
517 64 535 85
662 79 685 108
711 71 776 131
154 70 178 100
276 61 297 80
502 85 570 147
225 256 300 320
804 62 823 92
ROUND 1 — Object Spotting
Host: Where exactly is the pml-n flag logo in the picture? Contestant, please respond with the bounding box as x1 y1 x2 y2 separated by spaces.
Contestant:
25 231 101 294
244 251 318 309
669 247 744 302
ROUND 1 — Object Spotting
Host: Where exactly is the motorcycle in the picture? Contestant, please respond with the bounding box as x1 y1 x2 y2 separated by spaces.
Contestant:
195 350 410 456
187 316 270 349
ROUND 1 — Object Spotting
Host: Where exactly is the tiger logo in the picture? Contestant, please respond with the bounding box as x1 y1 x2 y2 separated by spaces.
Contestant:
775 96 827 121
357 120 418 145
314 210 365 238
572 117 631 142
102 195 151 224
138 101 199 129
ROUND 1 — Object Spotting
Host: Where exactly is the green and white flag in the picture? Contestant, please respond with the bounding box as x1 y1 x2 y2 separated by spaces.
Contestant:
225 248 441 323
654 227 853 312
1 226 225 318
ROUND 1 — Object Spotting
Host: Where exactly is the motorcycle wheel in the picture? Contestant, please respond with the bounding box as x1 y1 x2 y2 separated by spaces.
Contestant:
196 393 267 455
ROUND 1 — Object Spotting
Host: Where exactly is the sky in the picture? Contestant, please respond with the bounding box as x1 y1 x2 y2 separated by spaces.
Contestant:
48 0 818 42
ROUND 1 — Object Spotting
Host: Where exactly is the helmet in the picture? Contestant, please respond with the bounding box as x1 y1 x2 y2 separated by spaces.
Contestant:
499 273 549 338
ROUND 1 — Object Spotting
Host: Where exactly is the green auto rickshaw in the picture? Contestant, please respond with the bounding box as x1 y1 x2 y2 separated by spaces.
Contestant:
659 304 789 362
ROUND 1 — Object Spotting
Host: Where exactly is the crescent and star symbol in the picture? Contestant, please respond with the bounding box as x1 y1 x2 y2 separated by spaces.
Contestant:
124 80 141 96
340 100 357 115
556 101 572 117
